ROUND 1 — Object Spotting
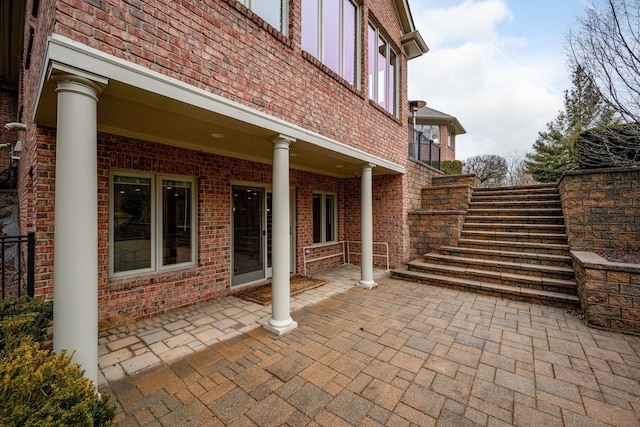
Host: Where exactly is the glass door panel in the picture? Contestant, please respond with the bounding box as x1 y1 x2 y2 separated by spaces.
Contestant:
232 186 265 285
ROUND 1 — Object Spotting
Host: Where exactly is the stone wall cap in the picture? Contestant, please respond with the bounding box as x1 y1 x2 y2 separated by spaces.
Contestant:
409 209 467 215
571 250 640 273
561 165 640 178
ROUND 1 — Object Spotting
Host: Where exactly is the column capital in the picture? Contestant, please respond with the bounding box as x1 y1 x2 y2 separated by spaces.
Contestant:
270 134 296 148
361 162 377 171
52 72 106 101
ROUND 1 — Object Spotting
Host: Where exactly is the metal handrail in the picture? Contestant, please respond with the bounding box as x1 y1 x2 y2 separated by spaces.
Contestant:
408 125 441 169
302 240 389 275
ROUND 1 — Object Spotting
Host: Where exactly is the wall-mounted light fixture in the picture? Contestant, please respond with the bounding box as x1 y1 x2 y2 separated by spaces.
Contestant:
4 122 27 132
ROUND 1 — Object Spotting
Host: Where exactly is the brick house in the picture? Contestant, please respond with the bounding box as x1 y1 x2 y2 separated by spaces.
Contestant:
410 105 466 162
3 0 427 383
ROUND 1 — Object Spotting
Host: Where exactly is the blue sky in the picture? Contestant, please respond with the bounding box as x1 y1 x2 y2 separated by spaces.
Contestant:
408 0 594 161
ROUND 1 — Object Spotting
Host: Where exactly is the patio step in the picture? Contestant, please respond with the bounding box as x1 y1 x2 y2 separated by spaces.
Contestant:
395 183 578 307
393 266 579 308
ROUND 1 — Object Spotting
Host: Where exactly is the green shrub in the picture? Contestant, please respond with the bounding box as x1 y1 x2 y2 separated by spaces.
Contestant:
0 296 53 351
0 340 115 426
441 160 463 175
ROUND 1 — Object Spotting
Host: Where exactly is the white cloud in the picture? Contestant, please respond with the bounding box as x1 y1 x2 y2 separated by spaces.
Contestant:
408 0 567 161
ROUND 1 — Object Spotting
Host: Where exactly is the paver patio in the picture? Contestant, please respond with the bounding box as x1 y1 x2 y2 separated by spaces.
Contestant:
99 265 640 426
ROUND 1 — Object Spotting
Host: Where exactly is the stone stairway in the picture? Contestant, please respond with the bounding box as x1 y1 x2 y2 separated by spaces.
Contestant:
393 184 579 307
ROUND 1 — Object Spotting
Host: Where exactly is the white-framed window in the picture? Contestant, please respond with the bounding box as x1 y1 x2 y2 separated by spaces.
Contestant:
302 0 359 86
312 192 337 244
448 131 454 148
368 23 398 115
417 125 440 144
238 0 288 34
110 171 197 277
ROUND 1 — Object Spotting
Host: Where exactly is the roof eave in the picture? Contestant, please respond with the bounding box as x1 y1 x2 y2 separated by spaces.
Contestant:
401 31 429 60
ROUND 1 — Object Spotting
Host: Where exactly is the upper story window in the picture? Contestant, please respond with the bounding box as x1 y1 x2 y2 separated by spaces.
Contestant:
368 23 398 115
448 131 454 148
238 0 288 34
302 0 359 86
416 125 440 144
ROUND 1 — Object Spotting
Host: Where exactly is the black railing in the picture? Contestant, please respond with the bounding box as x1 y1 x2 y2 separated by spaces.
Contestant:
408 125 441 170
1 232 35 299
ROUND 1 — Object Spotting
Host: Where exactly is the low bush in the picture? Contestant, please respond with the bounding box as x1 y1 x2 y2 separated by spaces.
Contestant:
0 296 52 351
0 296 115 426
441 160 463 175
0 340 115 426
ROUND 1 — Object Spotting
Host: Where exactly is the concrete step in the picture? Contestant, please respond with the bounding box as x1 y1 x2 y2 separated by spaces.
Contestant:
391 266 579 308
437 245 572 268
457 238 570 256
465 215 565 225
464 223 566 233
422 252 575 280
471 193 560 203
469 200 562 210
406 260 577 293
472 184 559 196
466 208 564 217
460 230 569 244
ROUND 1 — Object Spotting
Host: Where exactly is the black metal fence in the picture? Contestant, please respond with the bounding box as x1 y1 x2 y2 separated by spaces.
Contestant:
408 125 441 170
0 232 35 299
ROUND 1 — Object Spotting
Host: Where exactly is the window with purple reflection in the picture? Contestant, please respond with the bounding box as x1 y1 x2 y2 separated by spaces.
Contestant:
368 25 376 99
377 35 387 109
323 0 340 75
388 50 397 114
302 0 359 86
368 23 398 116
342 0 356 85
302 0 319 56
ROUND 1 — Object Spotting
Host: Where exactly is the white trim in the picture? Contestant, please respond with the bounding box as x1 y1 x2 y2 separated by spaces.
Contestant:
40 35 404 175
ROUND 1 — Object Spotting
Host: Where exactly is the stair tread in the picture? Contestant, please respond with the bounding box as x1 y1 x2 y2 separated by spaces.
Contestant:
407 260 576 287
438 245 572 261
393 267 579 302
465 223 566 229
461 230 568 238
459 238 569 249
423 253 574 273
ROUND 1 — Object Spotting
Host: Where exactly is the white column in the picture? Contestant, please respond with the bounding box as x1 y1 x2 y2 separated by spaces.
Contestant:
358 163 377 289
52 74 102 385
264 135 298 335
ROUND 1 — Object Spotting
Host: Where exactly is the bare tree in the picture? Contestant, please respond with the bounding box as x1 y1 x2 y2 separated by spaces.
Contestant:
567 0 640 123
503 151 535 186
462 155 508 187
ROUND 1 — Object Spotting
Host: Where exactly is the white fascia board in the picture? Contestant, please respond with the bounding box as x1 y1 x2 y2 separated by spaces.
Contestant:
43 35 405 175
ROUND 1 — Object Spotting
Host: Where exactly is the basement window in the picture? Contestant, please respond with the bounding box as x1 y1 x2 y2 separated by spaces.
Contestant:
110 172 197 277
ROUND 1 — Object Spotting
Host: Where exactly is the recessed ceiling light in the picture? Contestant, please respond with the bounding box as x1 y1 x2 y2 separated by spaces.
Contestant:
336 165 344 168
210 132 226 139
290 152 299 157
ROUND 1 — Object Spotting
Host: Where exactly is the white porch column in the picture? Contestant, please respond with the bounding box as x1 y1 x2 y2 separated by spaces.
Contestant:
358 163 377 289
52 74 103 385
264 135 298 335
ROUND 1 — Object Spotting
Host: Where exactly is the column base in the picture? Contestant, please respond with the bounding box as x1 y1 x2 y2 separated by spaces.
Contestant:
358 280 377 290
263 318 298 336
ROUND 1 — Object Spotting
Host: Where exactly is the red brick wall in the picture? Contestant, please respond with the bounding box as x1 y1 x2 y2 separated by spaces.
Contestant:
16 0 417 327
48 0 409 166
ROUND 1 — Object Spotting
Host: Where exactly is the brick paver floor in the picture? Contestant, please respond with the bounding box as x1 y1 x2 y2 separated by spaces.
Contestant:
100 265 640 426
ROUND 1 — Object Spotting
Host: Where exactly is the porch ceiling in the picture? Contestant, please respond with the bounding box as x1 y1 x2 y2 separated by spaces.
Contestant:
34 36 404 179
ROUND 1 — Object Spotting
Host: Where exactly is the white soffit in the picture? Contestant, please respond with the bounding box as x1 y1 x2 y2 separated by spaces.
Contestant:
37 35 405 176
